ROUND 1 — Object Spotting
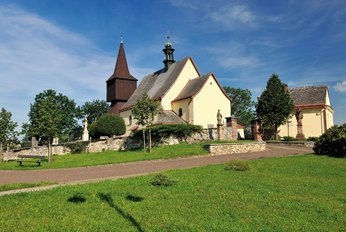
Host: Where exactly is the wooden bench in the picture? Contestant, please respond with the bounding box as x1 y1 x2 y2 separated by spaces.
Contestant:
17 155 46 166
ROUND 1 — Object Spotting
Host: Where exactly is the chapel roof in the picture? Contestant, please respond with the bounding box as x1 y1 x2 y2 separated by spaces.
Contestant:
173 74 210 102
154 110 188 125
288 86 328 107
120 57 191 111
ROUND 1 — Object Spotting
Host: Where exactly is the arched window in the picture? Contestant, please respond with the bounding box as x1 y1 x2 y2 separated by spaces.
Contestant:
178 108 183 117
129 115 132 125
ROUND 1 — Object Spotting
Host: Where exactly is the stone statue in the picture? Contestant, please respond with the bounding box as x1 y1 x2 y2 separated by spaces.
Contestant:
295 109 303 124
217 110 223 125
295 108 305 140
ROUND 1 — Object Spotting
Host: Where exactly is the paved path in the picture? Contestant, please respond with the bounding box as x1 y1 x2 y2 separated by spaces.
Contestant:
0 145 313 187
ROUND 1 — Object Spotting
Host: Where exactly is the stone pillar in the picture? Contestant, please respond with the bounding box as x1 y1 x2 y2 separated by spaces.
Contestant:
295 109 305 140
82 118 89 141
251 119 262 141
31 137 38 148
229 116 238 140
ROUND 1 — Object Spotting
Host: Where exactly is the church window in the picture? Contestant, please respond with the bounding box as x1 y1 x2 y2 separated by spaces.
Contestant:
129 115 132 125
179 108 183 117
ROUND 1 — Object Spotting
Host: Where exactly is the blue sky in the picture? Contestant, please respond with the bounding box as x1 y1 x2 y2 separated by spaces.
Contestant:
0 0 345 131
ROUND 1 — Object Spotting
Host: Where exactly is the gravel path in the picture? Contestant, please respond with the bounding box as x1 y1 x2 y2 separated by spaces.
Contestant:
0 145 313 187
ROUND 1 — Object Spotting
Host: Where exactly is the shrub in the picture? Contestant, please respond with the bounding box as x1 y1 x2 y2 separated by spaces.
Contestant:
306 137 318 141
282 136 297 141
132 124 203 140
313 124 346 158
150 173 177 187
225 160 250 171
89 114 126 138
64 141 89 154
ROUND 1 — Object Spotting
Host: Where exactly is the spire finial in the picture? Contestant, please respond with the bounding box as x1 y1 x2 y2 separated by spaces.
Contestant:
165 31 172 47
120 32 123 43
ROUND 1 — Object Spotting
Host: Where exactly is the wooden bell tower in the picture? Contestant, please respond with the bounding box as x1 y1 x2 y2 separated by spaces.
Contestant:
106 40 137 115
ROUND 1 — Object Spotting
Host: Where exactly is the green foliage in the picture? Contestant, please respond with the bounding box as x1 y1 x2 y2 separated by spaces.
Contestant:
256 74 294 136
282 136 297 141
132 124 203 140
131 93 162 127
150 173 177 186
223 86 255 125
89 114 126 138
224 160 250 171
313 124 346 158
64 141 89 154
306 137 318 141
80 99 109 124
25 89 79 143
0 108 18 147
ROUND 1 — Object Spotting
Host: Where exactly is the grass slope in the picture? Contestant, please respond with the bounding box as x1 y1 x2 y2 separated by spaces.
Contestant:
0 155 345 231
0 143 209 170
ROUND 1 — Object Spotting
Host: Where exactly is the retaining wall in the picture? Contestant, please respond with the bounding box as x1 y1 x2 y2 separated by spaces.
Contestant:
205 142 266 155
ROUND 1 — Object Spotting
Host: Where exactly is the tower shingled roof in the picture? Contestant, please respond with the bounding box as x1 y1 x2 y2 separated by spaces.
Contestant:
107 42 137 81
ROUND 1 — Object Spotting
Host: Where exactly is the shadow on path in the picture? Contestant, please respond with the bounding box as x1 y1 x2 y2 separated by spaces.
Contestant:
98 193 144 232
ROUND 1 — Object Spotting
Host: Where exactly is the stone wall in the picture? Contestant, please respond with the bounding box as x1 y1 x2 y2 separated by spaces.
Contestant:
205 142 266 155
2 145 70 161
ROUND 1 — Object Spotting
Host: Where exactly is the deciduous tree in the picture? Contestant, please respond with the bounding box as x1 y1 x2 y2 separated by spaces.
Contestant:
26 89 79 143
80 99 109 124
131 93 162 152
0 108 18 160
223 86 255 126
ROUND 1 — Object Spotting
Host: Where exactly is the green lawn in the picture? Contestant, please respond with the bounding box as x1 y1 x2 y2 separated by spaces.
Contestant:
0 155 345 231
0 143 209 170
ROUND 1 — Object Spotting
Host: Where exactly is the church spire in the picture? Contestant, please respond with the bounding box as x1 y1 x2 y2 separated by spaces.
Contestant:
163 35 175 70
109 38 136 80
106 39 137 115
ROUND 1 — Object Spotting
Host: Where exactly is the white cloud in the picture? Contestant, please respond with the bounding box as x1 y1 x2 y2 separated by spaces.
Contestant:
209 4 256 27
334 80 346 93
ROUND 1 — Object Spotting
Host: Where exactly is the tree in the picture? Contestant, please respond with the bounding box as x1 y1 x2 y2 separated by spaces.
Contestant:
256 74 294 139
26 89 79 144
0 108 18 160
223 86 255 126
89 114 126 138
80 99 109 124
131 93 162 152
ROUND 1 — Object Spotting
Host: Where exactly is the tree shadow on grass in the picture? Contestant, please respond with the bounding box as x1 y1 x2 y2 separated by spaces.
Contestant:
98 193 144 232
68 193 86 203
126 194 144 202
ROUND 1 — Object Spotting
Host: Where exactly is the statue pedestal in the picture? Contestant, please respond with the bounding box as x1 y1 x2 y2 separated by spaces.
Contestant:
217 124 224 140
296 122 305 140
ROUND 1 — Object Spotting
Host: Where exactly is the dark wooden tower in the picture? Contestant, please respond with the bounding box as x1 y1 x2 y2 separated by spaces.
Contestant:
106 41 137 115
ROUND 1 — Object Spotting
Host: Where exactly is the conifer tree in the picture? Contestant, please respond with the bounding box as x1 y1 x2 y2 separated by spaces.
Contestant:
256 74 294 139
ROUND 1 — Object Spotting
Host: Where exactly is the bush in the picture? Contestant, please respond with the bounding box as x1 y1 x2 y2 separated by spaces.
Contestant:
150 173 177 187
306 137 318 141
64 141 89 154
313 124 346 158
282 136 297 141
225 160 250 171
132 124 203 140
89 114 126 139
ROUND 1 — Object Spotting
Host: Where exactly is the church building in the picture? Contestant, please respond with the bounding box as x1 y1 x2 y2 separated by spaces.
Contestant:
106 38 232 135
